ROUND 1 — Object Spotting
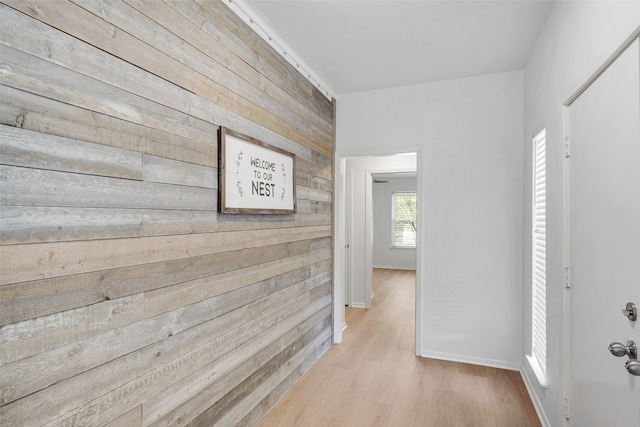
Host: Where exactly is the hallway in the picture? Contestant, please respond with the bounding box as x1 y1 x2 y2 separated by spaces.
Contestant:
257 269 540 426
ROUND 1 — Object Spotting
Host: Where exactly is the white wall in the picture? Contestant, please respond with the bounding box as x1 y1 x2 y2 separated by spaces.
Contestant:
521 3 640 426
337 70 524 369
373 177 417 270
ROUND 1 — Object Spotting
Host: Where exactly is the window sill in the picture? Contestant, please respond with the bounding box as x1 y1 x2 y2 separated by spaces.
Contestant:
390 246 416 250
526 354 548 389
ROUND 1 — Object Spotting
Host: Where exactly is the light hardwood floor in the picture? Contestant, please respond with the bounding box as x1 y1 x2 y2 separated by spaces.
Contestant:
256 269 541 427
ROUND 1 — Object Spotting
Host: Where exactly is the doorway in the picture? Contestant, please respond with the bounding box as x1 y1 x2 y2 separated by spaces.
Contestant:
334 151 421 355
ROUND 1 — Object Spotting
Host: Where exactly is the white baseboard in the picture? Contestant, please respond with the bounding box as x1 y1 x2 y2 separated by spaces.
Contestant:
520 367 551 427
341 322 348 332
420 350 521 371
350 302 365 309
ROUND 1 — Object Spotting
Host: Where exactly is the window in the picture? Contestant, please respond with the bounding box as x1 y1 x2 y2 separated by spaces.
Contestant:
392 192 417 248
528 127 547 387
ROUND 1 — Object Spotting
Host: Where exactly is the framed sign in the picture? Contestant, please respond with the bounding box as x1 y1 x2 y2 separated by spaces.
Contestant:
219 127 296 214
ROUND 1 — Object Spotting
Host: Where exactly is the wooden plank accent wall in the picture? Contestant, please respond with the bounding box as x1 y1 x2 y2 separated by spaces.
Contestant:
0 0 334 425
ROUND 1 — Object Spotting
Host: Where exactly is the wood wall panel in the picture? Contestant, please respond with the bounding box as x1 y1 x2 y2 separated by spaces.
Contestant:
0 85 217 167
0 0 334 425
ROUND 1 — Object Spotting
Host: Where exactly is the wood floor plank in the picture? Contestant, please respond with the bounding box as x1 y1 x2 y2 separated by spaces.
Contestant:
256 269 542 427
349 400 393 427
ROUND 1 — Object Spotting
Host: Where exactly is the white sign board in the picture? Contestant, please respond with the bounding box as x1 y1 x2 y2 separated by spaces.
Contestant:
219 128 296 214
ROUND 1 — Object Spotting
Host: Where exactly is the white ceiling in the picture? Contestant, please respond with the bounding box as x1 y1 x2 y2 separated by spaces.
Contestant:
243 0 555 95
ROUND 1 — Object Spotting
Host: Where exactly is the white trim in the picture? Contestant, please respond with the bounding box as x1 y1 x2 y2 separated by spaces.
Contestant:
373 265 417 271
223 0 335 100
334 146 423 356
337 147 419 158
350 302 366 309
564 28 640 106
333 157 346 344
364 171 374 309
526 354 548 389
344 170 352 308
414 149 423 357
561 104 572 427
420 350 521 372
521 368 552 427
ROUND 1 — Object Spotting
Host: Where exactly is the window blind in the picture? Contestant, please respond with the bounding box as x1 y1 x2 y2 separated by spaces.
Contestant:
392 192 417 247
532 128 547 378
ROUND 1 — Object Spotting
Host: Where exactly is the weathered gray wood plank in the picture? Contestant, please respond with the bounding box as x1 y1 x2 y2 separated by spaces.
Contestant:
0 71 318 176
0 86 217 167
194 0 334 122
297 171 333 193
1 292 330 426
215 212 331 232
0 125 143 180
0 224 330 285
0 256 316 359
0 270 328 406
296 200 333 215
3 0 332 157
104 404 142 427
1 1 330 160
0 165 216 211
144 260 331 325
0 206 144 244
182 316 332 427
208 326 332 427
142 300 331 427
157 0 333 142
0 206 218 245
121 0 333 145
142 154 216 189
298 154 333 181
296 185 332 203
0 238 328 326
0 204 331 246
142 289 331 425
168 0 333 125
0 45 217 146
0 293 143 367
237 330 332 427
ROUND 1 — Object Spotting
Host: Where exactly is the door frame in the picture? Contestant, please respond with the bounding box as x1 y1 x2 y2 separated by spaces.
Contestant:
344 170 352 308
333 147 423 355
561 28 640 425
364 168 417 307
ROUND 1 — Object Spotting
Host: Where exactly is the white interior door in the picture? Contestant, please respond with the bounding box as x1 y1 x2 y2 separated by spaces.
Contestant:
568 37 640 426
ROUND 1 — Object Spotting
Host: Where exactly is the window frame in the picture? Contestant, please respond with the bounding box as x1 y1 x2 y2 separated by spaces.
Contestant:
391 191 417 249
527 126 548 388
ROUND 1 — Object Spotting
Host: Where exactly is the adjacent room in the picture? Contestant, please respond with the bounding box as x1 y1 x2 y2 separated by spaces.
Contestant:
0 1 638 426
